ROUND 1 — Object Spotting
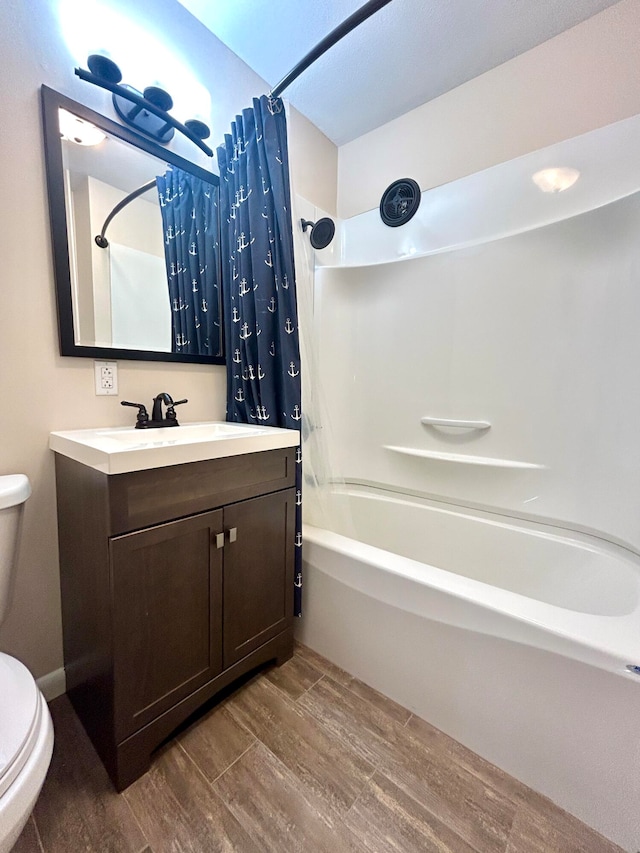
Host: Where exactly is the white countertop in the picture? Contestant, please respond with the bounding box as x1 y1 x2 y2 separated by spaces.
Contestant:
49 421 300 475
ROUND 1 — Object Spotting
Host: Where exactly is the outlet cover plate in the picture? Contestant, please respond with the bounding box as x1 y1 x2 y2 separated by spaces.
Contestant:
94 361 118 396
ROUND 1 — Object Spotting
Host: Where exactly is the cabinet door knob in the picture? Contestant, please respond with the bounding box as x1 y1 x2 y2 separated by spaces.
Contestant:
228 527 237 543
214 532 224 549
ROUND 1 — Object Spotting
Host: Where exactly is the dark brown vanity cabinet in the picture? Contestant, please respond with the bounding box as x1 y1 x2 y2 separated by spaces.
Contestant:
55 448 295 790
111 509 224 741
222 490 294 668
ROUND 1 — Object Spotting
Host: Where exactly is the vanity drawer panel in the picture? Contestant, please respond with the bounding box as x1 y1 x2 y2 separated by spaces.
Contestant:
108 448 295 534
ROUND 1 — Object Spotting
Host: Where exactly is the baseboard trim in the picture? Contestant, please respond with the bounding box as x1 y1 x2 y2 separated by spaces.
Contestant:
37 667 66 701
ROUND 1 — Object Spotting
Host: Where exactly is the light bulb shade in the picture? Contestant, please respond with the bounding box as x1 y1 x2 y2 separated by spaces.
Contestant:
532 167 580 193
185 119 211 140
143 86 173 111
87 54 122 84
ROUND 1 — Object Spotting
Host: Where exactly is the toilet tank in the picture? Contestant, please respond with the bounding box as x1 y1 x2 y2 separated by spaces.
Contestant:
0 475 31 626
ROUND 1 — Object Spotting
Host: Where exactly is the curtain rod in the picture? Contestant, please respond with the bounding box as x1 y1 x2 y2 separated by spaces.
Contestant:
94 179 157 248
269 0 394 98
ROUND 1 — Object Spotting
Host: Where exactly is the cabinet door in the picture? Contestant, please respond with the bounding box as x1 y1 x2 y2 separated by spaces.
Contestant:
110 509 223 740
223 489 295 669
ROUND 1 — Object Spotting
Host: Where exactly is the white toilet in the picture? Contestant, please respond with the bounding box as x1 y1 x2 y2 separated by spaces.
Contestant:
0 475 54 853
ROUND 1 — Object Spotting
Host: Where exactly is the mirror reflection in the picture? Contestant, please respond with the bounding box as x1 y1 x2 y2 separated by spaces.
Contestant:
45 88 223 363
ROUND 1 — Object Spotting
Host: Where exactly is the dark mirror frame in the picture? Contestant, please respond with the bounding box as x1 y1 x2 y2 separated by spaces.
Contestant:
41 85 224 365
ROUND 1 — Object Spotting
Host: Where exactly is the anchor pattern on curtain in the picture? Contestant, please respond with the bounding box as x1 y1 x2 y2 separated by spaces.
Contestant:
217 96 303 616
156 167 221 355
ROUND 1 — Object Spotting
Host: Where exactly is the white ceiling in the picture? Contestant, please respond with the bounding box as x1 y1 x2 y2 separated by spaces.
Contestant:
177 0 620 146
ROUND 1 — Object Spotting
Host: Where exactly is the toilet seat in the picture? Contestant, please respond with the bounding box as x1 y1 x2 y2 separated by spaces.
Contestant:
0 653 41 799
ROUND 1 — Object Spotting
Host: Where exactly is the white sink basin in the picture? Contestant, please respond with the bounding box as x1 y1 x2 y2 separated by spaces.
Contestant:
49 421 300 475
96 422 265 446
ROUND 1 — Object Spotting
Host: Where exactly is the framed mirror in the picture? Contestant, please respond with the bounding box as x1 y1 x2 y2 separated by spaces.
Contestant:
41 86 224 364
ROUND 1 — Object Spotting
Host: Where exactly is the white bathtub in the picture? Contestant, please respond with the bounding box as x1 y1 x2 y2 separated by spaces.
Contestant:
303 485 640 677
298 485 640 850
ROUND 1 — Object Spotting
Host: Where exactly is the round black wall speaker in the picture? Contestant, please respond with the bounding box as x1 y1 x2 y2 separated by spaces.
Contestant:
379 178 421 227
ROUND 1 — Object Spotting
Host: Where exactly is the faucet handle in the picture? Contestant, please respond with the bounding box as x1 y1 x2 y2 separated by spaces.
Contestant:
166 399 188 422
121 401 149 426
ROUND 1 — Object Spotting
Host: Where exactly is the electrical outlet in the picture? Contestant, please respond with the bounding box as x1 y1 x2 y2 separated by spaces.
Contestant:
94 361 118 396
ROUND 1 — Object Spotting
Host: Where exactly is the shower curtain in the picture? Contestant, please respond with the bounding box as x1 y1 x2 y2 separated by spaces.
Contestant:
217 96 303 616
156 167 221 356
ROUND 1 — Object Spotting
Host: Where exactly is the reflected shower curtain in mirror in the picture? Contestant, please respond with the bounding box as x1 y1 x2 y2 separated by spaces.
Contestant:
156 167 221 355
217 96 303 616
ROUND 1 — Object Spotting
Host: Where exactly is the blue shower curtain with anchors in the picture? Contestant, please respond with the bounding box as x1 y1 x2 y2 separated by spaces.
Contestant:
156 167 221 356
217 95 303 616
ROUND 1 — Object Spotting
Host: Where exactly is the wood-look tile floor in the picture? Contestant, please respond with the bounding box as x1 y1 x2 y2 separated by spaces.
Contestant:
14 642 622 853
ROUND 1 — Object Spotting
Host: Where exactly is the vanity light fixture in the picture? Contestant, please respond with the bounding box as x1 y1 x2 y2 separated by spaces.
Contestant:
58 108 106 146
531 167 580 193
74 54 213 157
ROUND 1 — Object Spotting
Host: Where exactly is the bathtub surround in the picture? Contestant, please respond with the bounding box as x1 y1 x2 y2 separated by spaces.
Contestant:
299 114 640 849
12 643 623 853
315 137 640 555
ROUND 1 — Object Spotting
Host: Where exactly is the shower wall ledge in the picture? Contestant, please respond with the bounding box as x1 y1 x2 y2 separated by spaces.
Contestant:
318 111 640 268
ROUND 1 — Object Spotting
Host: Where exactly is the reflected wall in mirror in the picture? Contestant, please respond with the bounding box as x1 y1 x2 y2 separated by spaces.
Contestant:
42 86 224 364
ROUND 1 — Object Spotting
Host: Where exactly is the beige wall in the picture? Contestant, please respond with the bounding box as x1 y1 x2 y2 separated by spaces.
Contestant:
287 108 337 217
338 0 640 218
0 0 336 679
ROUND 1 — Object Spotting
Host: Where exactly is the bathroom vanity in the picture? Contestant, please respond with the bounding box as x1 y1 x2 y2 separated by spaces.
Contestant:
50 423 298 790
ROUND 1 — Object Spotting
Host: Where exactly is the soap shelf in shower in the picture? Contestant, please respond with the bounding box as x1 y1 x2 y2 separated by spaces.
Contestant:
420 417 491 430
383 445 545 470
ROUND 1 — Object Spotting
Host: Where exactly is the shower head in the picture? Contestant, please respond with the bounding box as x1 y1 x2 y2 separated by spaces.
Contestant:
300 217 335 250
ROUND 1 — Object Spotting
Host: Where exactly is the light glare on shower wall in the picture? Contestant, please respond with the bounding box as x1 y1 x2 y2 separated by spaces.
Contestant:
57 0 212 126
532 167 580 193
